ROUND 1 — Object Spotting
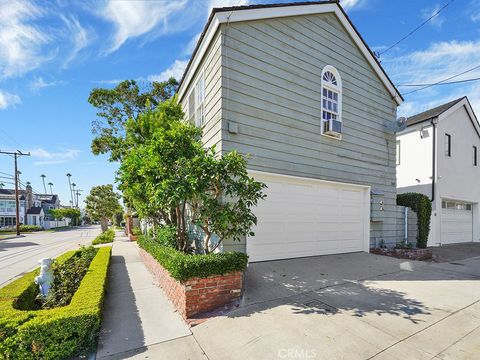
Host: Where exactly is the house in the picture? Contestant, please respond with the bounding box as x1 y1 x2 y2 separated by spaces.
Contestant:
0 183 63 229
177 0 403 262
0 189 26 228
26 207 45 227
396 97 480 246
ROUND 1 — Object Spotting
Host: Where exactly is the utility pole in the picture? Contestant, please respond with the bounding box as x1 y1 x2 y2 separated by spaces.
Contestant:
0 150 31 235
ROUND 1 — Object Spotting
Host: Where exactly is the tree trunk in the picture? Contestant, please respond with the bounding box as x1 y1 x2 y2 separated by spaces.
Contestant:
100 218 109 232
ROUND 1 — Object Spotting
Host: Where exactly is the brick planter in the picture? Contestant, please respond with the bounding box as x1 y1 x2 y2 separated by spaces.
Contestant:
370 247 432 261
138 247 244 319
129 234 138 241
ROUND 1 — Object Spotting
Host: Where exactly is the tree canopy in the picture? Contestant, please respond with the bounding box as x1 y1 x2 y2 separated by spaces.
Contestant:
117 100 266 254
88 78 178 162
85 184 122 232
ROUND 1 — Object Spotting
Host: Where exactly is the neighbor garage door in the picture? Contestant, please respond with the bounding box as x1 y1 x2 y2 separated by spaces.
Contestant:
247 171 370 262
441 200 473 244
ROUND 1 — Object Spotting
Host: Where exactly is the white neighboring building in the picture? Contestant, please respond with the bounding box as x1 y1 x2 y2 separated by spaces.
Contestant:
397 97 480 246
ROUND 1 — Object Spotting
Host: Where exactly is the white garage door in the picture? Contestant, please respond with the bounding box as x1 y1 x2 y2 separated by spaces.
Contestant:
247 172 370 262
441 200 473 244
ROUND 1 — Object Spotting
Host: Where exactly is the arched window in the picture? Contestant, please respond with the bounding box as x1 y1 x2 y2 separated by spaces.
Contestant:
321 65 342 139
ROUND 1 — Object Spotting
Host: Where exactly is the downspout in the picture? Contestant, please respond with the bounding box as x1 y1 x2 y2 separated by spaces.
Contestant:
430 119 436 202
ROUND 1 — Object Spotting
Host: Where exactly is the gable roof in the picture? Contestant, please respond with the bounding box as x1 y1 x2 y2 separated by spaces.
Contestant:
406 97 465 127
0 189 26 200
177 0 403 105
405 96 480 138
27 207 43 215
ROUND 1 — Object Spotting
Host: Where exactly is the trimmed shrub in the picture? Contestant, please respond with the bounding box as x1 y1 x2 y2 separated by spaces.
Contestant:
138 235 248 281
92 228 115 245
397 193 432 248
0 225 42 234
42 247 98 309
153 226 177 249
0 246 111 359
131 227 142 236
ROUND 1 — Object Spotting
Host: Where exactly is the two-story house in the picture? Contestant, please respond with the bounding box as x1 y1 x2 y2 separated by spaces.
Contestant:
0 190 26 228
397 97 480 246
177 1 403 261
0 184 62 228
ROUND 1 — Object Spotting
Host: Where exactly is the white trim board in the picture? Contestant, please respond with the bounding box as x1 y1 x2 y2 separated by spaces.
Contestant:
178 3 403 105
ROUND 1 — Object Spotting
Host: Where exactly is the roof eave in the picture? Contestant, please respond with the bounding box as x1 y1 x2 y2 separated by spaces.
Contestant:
177 1 403 105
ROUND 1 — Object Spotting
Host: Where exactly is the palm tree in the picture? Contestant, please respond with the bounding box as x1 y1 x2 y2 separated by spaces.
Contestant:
0 182 4 189
40 174 47 194
48 182 53 194
72 183 77 208
66 173 74 208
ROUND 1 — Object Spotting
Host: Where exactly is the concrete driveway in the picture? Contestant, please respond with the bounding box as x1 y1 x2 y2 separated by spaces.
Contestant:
190 247 480 359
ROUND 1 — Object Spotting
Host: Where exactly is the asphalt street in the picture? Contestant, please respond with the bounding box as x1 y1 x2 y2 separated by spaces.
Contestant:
0 225 101 287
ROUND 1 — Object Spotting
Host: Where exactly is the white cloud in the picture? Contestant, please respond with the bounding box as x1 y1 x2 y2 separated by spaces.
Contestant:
61 15 94 68
422 4 445 28
30 76 65 92
470 0 480 22
97 0 189 53
383 40 480 117
0 0 52 78
30 148 81 166
148 59 188 82
340 0 366 10
0 90 21 109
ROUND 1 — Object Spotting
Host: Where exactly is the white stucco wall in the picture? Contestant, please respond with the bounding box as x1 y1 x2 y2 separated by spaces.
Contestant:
436 105 480 243
397 102 480 246
396 124 433 197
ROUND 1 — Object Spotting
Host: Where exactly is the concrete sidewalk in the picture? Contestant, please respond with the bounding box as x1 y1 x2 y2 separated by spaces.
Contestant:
96 232 205 359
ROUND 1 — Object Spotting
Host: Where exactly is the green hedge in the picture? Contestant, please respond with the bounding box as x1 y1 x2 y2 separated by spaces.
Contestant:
0 225 43 234
138 235 248 281
397 192 432 248
0 246 111 359
92 228 115 245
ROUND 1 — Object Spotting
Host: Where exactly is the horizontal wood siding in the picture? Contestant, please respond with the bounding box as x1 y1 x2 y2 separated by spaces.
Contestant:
220 13 398 251
180 29 223 153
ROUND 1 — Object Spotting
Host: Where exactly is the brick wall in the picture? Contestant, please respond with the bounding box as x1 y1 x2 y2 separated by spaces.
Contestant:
139 247 244 319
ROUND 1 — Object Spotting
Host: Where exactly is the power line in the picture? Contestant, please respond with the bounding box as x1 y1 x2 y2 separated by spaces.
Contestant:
379 0 455 56
401 64 480 96
397 76 480 88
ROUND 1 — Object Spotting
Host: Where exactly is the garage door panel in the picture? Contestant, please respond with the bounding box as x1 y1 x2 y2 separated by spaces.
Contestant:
247 173 368 262
441 205 473 245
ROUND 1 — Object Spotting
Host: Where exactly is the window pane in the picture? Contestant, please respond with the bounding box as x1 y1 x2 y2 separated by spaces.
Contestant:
333 92 338 101
323 88 327 97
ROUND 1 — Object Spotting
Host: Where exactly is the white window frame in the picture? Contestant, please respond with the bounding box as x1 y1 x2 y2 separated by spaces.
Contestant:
396 140 400 165
320 65 342 139
195 72 205 127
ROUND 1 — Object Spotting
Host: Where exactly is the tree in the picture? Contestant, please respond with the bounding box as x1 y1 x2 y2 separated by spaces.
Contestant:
88 78 178 162
40 174 47 194
85 185 122 232
49 208 81 226
117 101 266 254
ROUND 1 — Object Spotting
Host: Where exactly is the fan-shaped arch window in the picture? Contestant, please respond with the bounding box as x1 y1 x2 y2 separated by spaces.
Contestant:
321 66 342 139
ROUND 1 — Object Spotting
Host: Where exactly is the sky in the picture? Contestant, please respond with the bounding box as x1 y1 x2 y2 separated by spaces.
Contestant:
0 0 479 208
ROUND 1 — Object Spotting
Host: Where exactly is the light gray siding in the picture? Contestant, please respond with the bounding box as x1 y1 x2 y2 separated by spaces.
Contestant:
180 29 223 152
219 13 399 251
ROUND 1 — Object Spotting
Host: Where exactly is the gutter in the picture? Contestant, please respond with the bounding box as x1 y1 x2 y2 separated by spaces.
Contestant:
430 119 436 202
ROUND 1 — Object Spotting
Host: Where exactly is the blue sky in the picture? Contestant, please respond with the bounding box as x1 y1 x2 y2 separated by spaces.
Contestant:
0 0 479 208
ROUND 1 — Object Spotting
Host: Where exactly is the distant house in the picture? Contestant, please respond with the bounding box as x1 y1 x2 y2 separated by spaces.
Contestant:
26 207 45 227
397 97 480 246
0 189 27 227
0 183 63 229
177 1 403 261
